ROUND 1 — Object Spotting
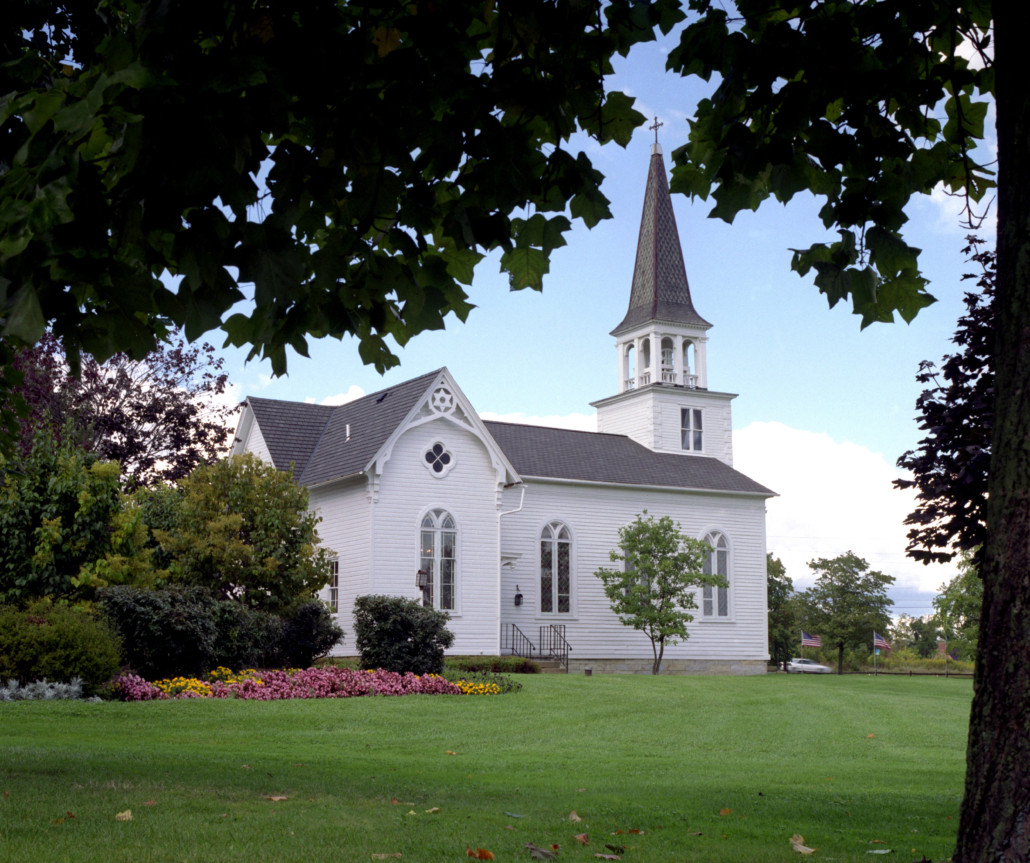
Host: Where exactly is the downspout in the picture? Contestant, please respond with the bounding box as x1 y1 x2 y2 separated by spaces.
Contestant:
497 483 526 654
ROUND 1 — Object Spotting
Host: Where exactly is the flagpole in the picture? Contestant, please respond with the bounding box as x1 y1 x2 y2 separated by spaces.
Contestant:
873 631 877 676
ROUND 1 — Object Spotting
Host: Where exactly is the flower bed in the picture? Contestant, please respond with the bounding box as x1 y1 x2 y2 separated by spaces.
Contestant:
114 666 467 701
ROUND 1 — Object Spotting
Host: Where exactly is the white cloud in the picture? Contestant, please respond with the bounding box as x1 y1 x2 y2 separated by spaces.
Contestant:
733 422 958 603
479 410 598 433
315 385 366 406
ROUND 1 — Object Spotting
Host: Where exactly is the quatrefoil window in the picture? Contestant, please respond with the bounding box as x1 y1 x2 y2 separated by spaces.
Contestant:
423 442 456 478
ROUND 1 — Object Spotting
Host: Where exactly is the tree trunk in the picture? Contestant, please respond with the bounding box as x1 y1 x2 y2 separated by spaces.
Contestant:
953 10 1030 861
652 638 665 675
837 643 844 675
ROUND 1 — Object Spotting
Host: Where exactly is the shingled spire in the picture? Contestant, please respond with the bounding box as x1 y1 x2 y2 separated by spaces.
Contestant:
612 143 710 335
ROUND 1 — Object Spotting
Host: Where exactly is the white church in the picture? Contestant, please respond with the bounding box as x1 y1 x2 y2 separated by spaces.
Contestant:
231 143 775 674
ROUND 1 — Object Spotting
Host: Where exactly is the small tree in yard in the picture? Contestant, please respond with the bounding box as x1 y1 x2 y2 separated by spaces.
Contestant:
595 513 723 675
353 595 454 676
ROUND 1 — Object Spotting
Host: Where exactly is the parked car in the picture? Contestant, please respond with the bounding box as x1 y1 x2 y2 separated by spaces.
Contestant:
786 658 833 674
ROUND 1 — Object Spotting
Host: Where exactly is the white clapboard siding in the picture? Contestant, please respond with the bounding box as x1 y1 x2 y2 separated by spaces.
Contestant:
655 392 734 466
371 417 501 656
499 479 768 661
243 414 272 463
595 392 655 445
308 478 371 656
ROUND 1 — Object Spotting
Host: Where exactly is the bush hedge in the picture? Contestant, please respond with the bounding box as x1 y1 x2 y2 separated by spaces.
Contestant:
99 587 344 678
445 655 541 674
353 594 454 675
0 603 122 694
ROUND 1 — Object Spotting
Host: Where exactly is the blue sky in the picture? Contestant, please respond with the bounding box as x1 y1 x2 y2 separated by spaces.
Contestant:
211 28 995 622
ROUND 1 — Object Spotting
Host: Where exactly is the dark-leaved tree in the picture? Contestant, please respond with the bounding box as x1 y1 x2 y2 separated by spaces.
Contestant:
894 239 995 566
8 331 236 487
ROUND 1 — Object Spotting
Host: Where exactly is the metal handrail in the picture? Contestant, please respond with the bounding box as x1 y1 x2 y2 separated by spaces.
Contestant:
538 624 571 672
501 623 536 659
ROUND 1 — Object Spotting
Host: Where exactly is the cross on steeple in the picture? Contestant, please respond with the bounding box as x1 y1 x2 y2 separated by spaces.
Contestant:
649 116 664 143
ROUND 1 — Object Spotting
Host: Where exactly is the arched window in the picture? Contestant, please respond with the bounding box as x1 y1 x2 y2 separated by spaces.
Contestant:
420 509 456 610
540 521 572 614
701 531 729 618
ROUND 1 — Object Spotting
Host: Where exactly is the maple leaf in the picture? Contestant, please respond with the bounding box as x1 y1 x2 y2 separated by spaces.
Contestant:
575 834 589 845
569 811 582 822
115 810 133 821
791 833 817 855
466 848 495 860
720 808 732 816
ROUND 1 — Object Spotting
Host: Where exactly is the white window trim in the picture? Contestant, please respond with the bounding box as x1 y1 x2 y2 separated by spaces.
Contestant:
697 528 733 622
535 518 577 620
327 559 339 613
421 440 458 479
681 407 705 453
416 506 461 616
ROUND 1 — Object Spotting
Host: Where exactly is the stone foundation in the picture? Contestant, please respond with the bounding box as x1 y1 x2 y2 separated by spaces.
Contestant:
568 658 767 676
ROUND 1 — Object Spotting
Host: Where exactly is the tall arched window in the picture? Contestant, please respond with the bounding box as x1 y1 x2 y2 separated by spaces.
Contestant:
701 531 729 618
540 521 572 614
420 509 456 611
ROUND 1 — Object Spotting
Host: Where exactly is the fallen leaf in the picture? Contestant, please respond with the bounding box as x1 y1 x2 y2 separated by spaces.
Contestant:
574 834 589 845
407 810 418 815
51 817 65 825
241 764 250 769
578 789 586 793
628 829 642 834
594 856 621 861
466 849 495 860
870 840 886 844
143 800 156 806
391 798 400 805
220 814 229 818
264 796 288 802
425 807 441 814
613 830 624 835
866 851 892 855
868 734 875 739
505 812 527 818
2 791 8 799
524 842 558 860
569 811 582 822
552 845 560 851
605 844 627 854
720 808 732 816
446 750 458 755
115 810 133 822
371 855 402 860
66 811 75 818
793 844 816 855
688 831 704 836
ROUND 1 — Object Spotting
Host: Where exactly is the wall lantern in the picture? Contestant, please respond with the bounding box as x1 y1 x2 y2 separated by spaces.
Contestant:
514 585 523 607
416 569 429 588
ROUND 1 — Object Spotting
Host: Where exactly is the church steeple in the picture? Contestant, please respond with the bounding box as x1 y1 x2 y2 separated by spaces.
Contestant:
612 143 711 337
611 141 712 394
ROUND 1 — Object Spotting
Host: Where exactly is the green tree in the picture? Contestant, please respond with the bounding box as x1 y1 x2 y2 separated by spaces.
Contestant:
0 0 679 434
0 428 157 604
796 552 894 675
595 512 722 674
154 453 333 613
766 553 795 670
934 552 983 662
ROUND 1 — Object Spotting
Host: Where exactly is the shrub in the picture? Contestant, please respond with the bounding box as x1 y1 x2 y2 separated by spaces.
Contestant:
211 601 283 670
99 586 220 679
279 601 344 668
353 595 454 675
444 655 541 674
0 677 100 702
0 603 122 694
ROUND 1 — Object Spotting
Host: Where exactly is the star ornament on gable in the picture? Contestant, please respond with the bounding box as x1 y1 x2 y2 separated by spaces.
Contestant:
430 387 455 413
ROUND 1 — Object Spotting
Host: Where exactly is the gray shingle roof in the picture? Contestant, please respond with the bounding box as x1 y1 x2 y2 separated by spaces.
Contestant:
483 421 774 495
247 369 443 484
612 146 711 335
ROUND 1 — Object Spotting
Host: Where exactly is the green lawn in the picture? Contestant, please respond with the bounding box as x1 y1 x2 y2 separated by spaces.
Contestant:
0 674 970 862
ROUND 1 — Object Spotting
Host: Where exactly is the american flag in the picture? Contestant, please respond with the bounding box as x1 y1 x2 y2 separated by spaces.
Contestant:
873 632 891 650
801 631 822 647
